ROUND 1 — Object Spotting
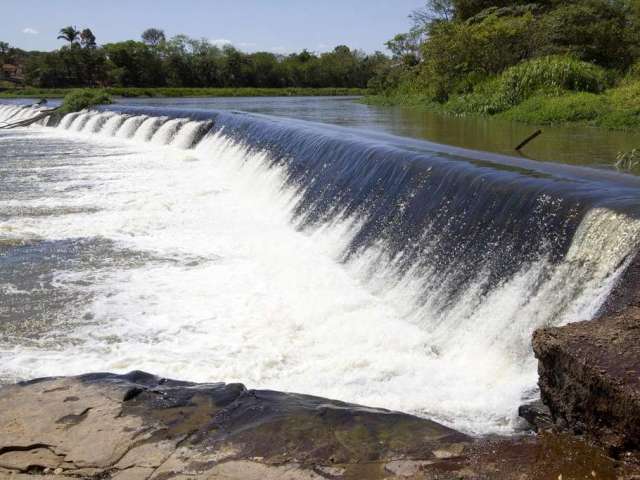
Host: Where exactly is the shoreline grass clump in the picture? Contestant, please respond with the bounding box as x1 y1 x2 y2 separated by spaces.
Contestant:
616 149 640 173
58 88 112 114
444 56 612 116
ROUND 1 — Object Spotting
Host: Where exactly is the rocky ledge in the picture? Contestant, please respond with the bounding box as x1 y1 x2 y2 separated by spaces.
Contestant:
533 305 640 455
1 372 639 479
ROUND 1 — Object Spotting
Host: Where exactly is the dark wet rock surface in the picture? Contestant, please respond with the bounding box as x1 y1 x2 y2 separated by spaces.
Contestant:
1 371 639 479
518 399 553 432
533 305 640 455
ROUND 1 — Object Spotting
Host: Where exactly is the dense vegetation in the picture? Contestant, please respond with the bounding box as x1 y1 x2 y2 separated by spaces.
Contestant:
57 89 112 114
0 28 387 90
369 0 640 129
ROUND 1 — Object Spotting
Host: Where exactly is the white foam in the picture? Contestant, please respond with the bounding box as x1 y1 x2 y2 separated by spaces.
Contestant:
1 114 639 435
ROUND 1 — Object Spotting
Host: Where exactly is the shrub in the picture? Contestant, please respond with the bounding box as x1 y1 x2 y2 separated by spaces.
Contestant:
59 88 112 114
444 56 611 116
492 56 611 107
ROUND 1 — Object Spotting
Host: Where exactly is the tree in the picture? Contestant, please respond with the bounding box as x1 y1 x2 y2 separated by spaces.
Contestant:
103 41 165 86
411 0 454 25
451 0 554 20
386 32 422 63
141 28 166 47
57 26 80 45
537 0 633 69
80 29 96 49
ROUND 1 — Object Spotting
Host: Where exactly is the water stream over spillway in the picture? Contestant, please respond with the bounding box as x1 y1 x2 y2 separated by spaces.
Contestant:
1 104 640 434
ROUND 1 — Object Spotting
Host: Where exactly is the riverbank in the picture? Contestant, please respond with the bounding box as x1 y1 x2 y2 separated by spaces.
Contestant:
3 281 640 479
2 371 639 479
364 79 640 132
0 87 367 99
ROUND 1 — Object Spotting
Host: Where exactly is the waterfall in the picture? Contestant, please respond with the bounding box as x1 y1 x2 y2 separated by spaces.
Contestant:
115 115 149 139
83 112 116 133
133 116 167 142
100 114 127 136
151 118 188 145
0 104 50 126
43 107 640 325
5 103 640 433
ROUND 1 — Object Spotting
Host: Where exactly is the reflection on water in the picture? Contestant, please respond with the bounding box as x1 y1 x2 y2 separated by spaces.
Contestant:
116 96 640 169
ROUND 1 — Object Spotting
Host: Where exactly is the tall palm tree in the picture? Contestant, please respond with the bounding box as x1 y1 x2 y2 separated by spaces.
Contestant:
57 26 80 45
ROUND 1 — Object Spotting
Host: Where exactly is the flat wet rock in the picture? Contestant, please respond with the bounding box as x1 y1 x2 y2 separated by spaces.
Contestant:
0 371 638 479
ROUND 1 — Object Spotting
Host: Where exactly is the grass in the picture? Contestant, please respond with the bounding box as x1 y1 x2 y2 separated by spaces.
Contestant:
366 84 640 130
503 92 609 124
366 56 640 130
0 87 368 99
616 149 640 173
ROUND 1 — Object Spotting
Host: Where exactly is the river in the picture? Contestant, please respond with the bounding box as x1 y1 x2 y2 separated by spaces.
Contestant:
1 98 639 435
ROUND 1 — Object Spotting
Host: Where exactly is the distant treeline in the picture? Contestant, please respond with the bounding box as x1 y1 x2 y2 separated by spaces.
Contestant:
0 87 367 99
0 28 389 89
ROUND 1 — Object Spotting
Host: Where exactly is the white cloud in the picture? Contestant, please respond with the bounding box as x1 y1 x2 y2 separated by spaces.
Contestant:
210 38 232 47
238 42 257 49
22 27 39 35
269 46 288 54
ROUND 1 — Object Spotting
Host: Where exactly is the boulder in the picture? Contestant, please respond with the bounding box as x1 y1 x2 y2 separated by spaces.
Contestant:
533 306 640 453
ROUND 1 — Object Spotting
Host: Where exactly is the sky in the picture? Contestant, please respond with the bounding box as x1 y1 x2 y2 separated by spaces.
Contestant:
3 0 426 54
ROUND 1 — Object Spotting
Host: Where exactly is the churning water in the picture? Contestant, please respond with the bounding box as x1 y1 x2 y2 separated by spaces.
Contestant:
1 103 640 434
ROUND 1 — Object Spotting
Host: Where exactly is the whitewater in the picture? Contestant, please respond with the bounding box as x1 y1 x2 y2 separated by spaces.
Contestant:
1 104 639 435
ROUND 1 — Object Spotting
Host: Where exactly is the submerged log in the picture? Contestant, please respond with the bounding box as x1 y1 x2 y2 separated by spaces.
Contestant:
515 129 543 151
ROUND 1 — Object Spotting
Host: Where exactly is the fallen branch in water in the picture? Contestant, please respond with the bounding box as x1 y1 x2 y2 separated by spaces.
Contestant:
515 129 542 152
0 107 60 129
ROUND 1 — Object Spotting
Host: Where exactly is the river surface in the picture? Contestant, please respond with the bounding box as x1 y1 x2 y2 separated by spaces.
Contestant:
5 96 640 169
1 99 640 436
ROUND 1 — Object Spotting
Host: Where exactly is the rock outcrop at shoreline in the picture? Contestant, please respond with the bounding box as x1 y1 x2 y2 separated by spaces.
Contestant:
1 371 639 479
532 252 640 455
533 306 640 454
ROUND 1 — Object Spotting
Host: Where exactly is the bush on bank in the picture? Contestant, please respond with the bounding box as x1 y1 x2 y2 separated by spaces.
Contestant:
443 56 613 116
369 0 640 130
59 89 112 114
